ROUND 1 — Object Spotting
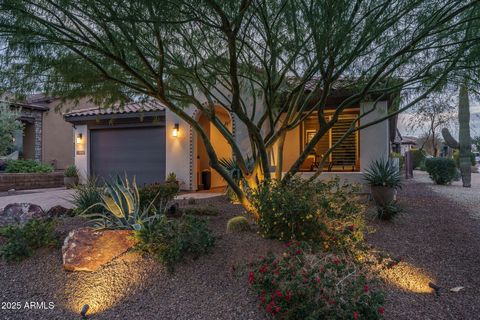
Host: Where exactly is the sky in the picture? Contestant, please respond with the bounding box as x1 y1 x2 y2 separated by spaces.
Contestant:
397 103 480 139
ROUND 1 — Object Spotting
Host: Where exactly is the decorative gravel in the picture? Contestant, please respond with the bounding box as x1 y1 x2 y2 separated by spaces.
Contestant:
367 176 480 319
0 197 283 320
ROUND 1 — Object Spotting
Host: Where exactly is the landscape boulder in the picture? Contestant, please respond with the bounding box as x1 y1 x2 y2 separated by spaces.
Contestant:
46 205 74 218
62 227 137 272
0 203 46 226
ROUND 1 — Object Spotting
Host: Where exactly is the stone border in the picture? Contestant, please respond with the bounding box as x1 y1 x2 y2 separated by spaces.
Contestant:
0 172 64 191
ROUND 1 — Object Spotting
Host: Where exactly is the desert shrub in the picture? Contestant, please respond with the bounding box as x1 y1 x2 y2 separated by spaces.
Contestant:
71 177 103 215
139 182 179 212
226 216 251 233
0 219 57 262
249 177 365 250
135 215 214 272
411 149 426 169
452 150 476 167
424 158 458 185
377 201 402 220
5 159 54 173
181 206 220 216
248 241 384 320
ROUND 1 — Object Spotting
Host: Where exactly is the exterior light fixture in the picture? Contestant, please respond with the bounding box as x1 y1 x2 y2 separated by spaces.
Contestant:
172 123 179 137
76 133 83 144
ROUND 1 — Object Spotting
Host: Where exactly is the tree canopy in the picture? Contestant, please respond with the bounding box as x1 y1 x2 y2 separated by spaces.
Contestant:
1 0 479 212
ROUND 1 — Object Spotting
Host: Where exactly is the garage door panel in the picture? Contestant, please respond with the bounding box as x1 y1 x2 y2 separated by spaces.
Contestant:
90 126 165 186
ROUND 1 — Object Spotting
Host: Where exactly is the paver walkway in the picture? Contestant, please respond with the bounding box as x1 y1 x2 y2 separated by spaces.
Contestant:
0 188 74 211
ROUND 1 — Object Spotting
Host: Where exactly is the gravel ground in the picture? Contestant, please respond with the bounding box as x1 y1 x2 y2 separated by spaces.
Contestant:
413 170 480 220
0 197 283 320
367 177 480 320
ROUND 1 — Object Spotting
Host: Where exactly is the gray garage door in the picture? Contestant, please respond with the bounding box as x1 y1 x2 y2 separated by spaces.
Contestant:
90 126 166 186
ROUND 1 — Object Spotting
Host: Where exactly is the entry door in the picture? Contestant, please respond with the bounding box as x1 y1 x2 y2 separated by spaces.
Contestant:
90 126 166 186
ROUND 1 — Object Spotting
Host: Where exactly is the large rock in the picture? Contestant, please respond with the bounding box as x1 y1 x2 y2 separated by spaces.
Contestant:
0 203 46 226
62 227 137 272
46 205 74 218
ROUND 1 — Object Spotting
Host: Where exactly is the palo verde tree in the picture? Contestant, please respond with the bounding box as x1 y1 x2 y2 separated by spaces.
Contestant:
1 0 479 216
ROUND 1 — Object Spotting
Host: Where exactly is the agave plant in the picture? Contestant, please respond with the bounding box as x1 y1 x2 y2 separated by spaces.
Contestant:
84 176 161 230
364 158 402 189
218 156 254 182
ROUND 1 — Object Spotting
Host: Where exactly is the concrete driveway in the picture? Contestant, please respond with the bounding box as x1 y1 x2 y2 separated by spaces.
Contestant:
0 187 74 211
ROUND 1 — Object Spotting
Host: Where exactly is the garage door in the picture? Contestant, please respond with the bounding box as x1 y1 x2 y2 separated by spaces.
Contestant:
90 126 166 186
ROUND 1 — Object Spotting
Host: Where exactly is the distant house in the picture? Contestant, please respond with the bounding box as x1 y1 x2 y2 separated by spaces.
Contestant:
2 95 91 169
393 129 417 155
64 88 398 190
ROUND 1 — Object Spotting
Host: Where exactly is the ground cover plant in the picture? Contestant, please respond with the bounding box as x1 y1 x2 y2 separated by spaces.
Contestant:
0 219 57 262
248 241 385 320
134 214 215 272
5 159 54 173
181 206 220 216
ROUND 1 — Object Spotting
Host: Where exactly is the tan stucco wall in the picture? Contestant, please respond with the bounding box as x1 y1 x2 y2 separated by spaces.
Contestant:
42 98 95 170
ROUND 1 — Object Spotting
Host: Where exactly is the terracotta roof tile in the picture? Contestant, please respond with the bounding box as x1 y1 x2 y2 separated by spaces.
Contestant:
64 100 166 117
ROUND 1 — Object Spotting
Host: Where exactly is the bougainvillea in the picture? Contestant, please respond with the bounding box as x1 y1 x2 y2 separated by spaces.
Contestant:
248 242 385 319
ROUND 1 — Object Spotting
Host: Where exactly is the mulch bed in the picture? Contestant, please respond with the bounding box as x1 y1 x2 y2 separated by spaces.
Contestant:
0 197 282 320
366 179 480 320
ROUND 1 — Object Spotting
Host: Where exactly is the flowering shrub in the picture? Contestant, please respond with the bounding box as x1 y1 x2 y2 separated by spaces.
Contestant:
248 177 365 251
248 242 384 319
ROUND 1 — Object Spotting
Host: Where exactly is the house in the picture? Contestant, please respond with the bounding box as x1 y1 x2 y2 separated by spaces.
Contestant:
65 89 397 190
392 129 418 156
2 95 91 170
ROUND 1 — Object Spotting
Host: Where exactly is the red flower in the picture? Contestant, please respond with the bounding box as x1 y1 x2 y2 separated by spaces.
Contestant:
363 285 369 293
275 306 281 313
378 307 385 314
259 265 268 273
285 291 292 301
316 277 321 283
266 303 272 314
275 289 283 297
295 249 303 255
349 225 354 231
353 311 359 320
248 272 255 284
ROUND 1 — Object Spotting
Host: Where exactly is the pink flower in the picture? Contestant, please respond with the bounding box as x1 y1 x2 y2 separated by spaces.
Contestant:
354 311 359 320
248 272 255 284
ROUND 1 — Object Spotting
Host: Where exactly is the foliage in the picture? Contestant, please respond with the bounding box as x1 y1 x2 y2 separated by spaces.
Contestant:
424 158 458 185
135 215 215 272
473 136 480 152
249 177 365 250
364 158 402 189
166 172 178 183
0 1 476 211
248 242 384 320
411 149 426 169
71 176 103 215
452 150 475 167
86 176 159 230
181 206 219 216
0 103 23 156
5 159 54 173
226 216 251 233
377 201 403 221
0 219 57 262
138 182 179 213
64 165 79 177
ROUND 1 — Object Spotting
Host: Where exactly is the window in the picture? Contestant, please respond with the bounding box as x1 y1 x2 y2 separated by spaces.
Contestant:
300 110 359 171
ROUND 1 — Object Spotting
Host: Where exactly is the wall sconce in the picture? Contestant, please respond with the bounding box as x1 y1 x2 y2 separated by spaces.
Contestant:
172 123 179 137
76 133 83 144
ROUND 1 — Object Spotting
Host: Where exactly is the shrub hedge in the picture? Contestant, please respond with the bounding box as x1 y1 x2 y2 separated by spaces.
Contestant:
424 157 458 185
